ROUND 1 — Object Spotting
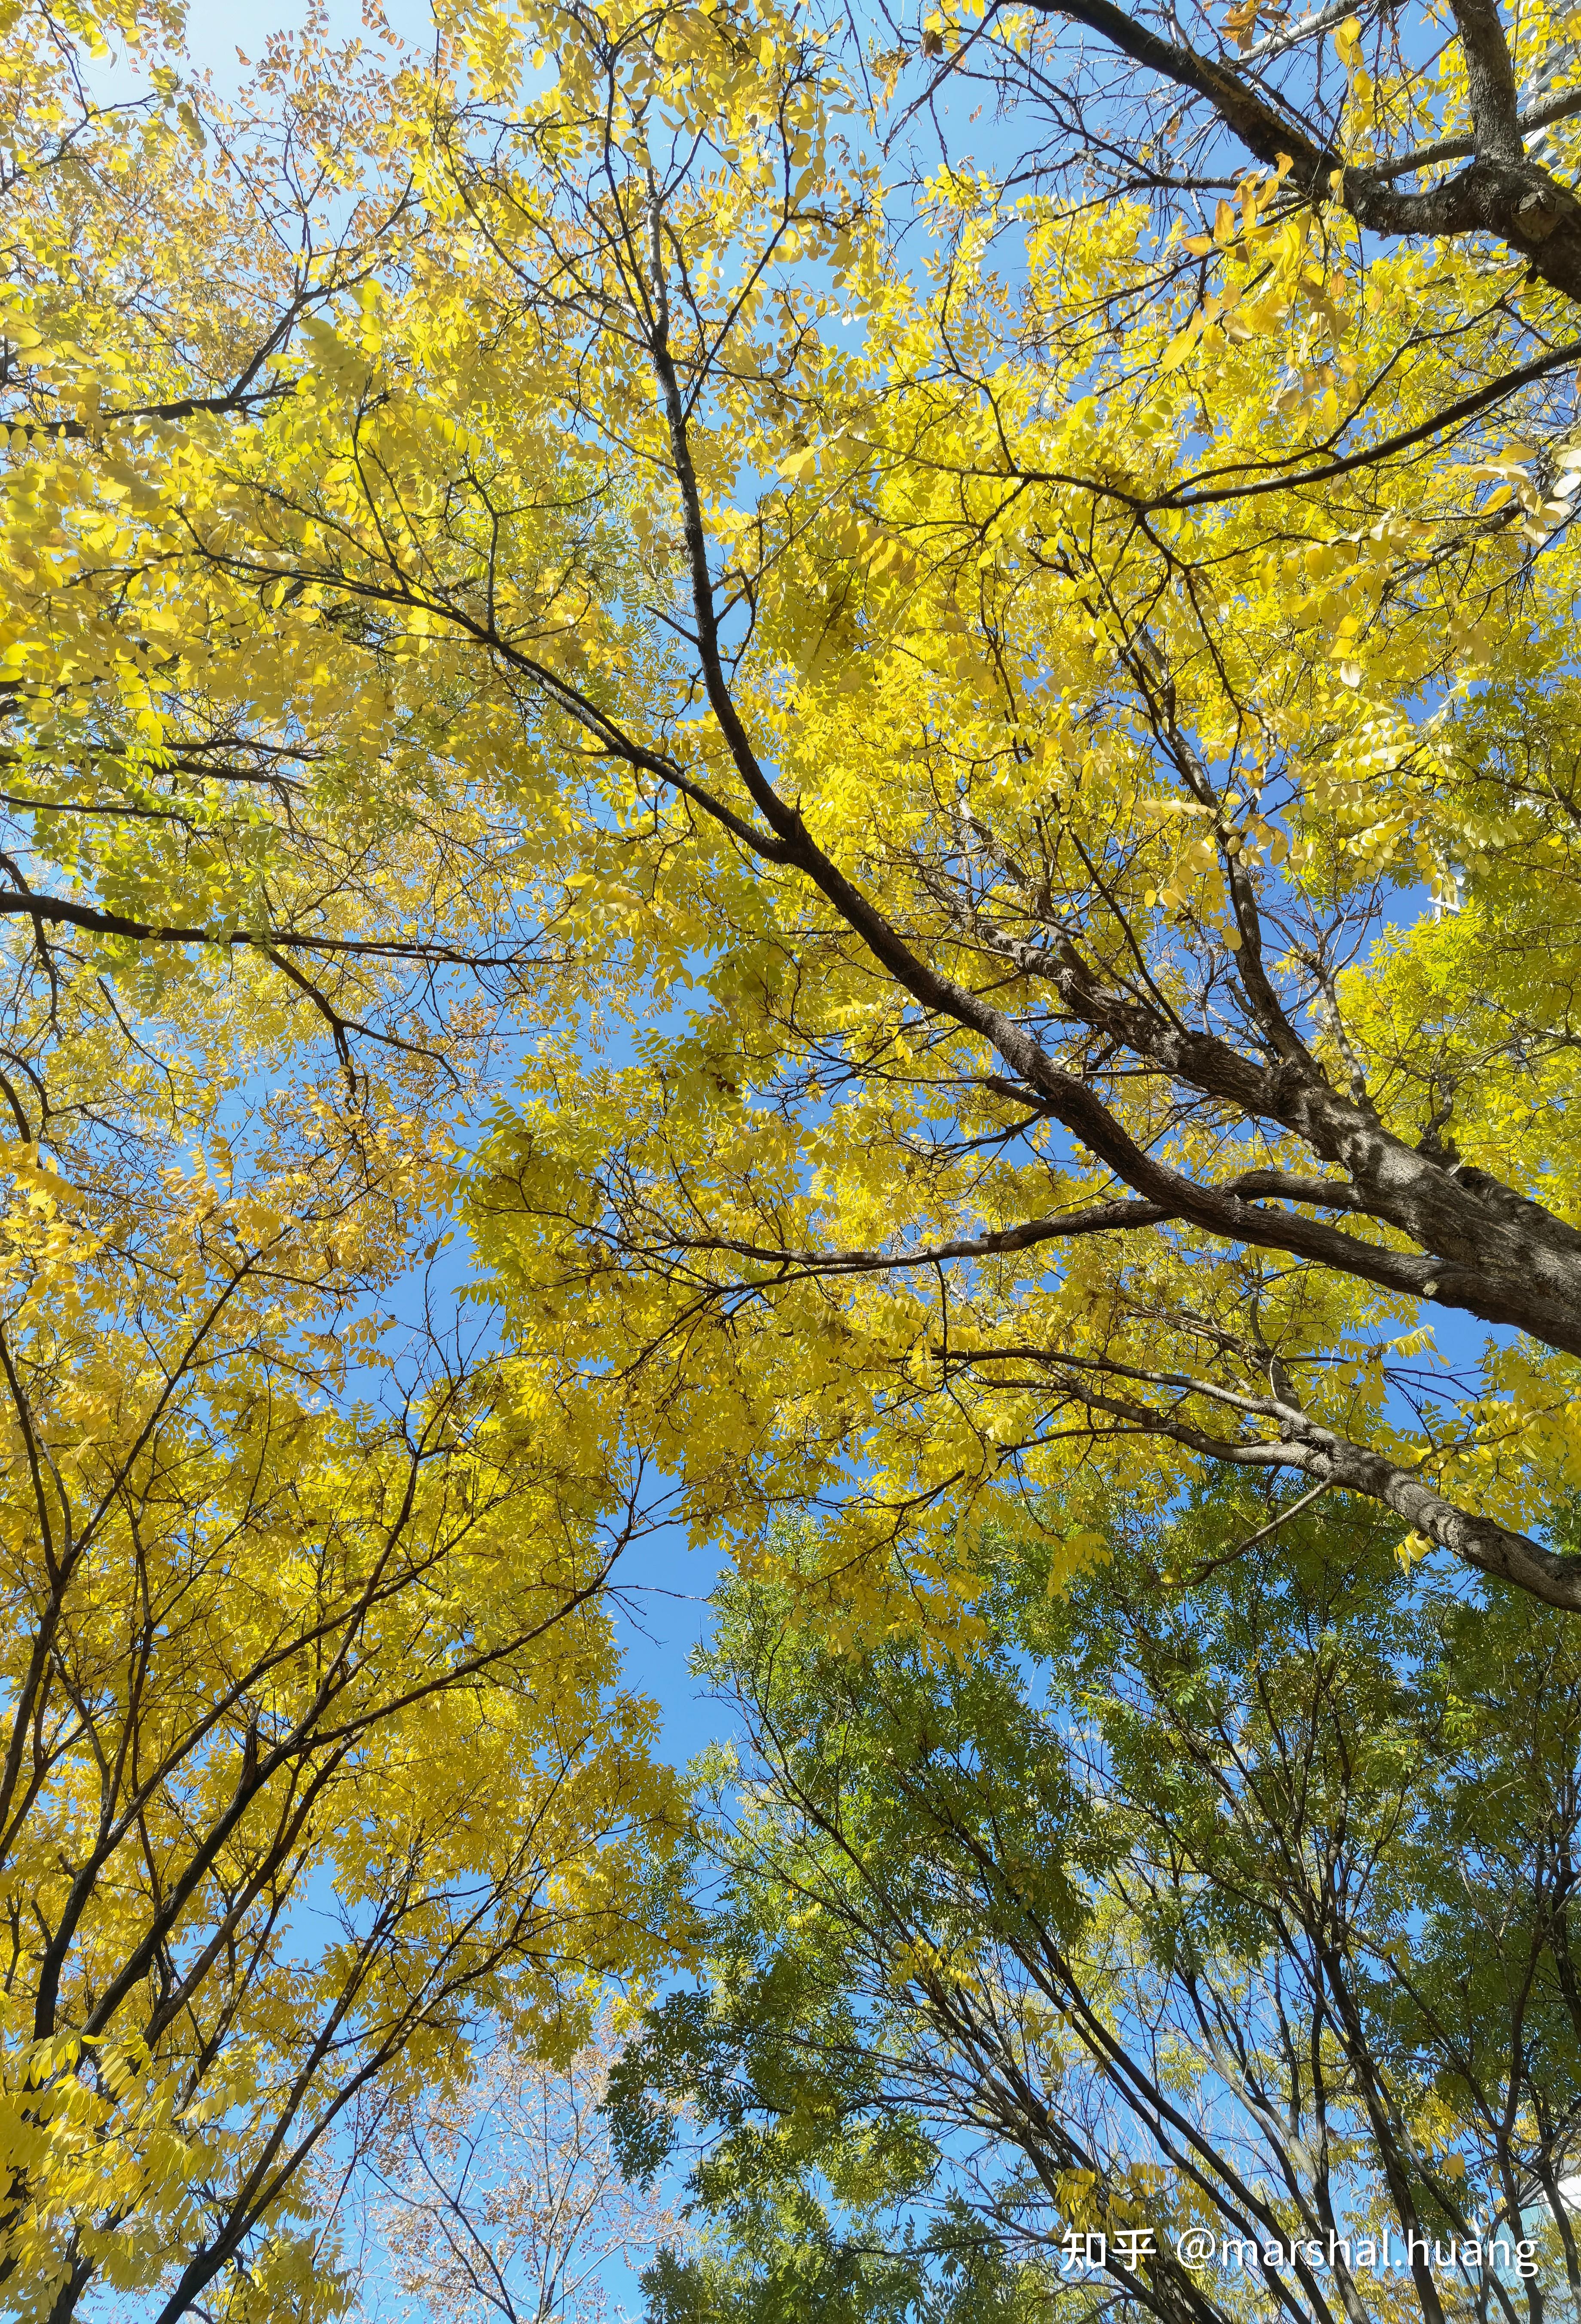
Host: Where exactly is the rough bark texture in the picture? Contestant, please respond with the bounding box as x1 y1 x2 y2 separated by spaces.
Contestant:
1025 0 1581 307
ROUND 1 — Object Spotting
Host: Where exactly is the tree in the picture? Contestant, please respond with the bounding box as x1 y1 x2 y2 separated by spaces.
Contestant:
365 2017 683 2324
18 0 1581 1610
609 1494 1581 2324
0 1094 686 2324
440 0 1581 1614
0 12 688 2319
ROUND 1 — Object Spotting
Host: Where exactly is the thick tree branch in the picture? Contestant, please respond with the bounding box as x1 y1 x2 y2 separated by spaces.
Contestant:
959 1346 1581 1608
635 275 1581 1391
1018 0 1581 303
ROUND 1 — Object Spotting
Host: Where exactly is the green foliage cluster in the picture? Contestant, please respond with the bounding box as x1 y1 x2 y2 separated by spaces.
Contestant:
611 1494 1581 2318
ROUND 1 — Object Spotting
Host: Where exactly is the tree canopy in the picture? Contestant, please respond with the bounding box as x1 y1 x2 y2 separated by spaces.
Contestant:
11 0 1581 1605
448 0 1581 1614
0 7 686 2315
611 1494 1581 2323
7 0 1581 2306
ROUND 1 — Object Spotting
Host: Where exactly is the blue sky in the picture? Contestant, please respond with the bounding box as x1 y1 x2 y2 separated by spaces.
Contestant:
183 0 431 76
